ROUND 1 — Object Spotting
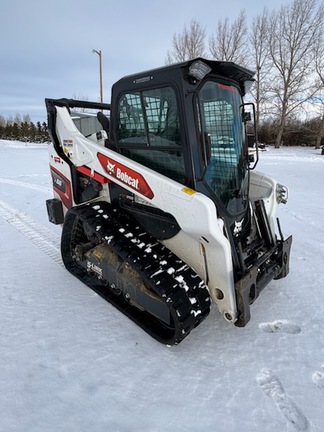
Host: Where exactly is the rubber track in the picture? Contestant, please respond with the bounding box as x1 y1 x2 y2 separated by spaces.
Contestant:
61 202 211 345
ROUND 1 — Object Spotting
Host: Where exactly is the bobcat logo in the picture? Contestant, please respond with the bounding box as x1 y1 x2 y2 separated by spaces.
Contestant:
233 219 244 236
97 152 155 199
107 160 115 174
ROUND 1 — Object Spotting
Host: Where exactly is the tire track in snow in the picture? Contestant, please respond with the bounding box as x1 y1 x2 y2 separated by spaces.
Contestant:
257 368 309 431
0 177 51 193
0 200 63 266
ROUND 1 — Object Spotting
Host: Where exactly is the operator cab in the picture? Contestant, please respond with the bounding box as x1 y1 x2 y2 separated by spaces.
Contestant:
109 58 257 223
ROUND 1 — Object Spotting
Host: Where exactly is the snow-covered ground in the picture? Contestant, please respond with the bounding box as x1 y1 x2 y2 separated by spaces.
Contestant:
1 140 324 432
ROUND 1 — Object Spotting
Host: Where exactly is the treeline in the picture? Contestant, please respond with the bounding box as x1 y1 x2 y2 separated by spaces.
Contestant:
1 111 322 147
258 117 324 147
0 114 49 143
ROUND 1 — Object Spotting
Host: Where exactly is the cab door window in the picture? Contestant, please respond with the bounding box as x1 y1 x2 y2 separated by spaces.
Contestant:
117 87 186 184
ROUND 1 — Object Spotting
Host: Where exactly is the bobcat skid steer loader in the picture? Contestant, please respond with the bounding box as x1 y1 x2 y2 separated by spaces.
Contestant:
45 58 292 345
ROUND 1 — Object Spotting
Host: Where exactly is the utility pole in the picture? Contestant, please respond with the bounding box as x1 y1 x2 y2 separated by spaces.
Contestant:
92 49 103 103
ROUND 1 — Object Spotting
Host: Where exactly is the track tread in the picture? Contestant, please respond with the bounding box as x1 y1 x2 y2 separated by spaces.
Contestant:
61 202 211 345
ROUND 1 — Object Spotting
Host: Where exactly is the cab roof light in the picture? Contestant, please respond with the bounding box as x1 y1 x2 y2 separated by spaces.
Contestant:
188 61 212 81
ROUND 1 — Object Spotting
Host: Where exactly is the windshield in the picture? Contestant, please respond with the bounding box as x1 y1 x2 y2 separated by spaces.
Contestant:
198 81 248 215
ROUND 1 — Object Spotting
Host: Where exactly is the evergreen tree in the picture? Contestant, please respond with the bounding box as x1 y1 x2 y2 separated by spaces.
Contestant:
29 122 36 142
42 122 49 142
11 123 20 140
20 121 30 141
36 121 43 142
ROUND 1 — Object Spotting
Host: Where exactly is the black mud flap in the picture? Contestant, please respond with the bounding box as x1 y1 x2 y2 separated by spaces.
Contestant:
46 198 64 225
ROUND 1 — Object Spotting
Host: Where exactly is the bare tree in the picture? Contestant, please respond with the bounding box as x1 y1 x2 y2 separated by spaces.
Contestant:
209 10 248 67
6 115 14 126
268 0 323 148
249 8 272 131
313 4 324 149
13 113 22 125
23 114 31 124
165 19 206 64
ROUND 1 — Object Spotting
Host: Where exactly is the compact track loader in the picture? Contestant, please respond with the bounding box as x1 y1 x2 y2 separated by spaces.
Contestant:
45 58 292 344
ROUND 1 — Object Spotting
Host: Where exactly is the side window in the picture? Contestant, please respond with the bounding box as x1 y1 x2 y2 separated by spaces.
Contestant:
117 87 186 184
118 93 147 143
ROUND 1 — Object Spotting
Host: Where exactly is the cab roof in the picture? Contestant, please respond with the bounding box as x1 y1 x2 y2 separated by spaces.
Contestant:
113 58 255 94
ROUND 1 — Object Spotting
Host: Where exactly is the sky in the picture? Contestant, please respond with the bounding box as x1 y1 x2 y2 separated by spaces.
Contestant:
1 0 293 123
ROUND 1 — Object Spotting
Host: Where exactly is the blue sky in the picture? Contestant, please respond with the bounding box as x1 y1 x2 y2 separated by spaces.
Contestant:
1 0 292 122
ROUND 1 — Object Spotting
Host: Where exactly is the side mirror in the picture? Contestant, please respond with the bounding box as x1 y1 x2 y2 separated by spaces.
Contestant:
248 153 255 163
243 111 251 122
247 134 255 148
242 102 259 170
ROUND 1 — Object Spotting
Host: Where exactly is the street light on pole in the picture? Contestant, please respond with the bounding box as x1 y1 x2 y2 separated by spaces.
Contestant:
92 49 103 104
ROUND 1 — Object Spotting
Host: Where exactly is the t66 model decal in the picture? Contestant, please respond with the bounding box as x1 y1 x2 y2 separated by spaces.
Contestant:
50 166 72 208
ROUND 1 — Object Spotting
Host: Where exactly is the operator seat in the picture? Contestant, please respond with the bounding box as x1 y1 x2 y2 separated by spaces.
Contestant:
97 111 116 150
97 111 110 135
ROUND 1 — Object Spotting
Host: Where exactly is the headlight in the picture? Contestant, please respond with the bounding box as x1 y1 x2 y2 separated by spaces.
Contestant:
276 183 288 204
